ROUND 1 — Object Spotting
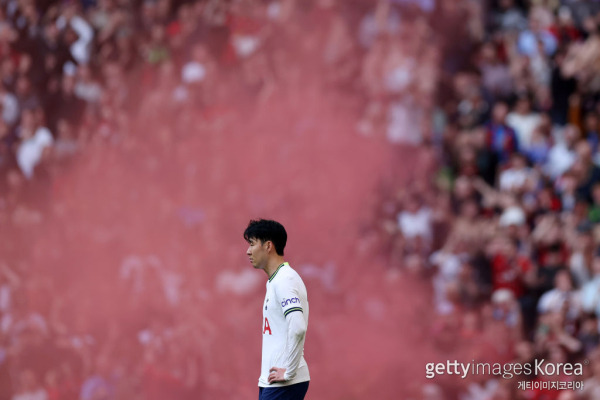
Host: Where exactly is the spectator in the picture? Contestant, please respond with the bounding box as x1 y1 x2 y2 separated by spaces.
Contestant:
506 93 541 151
486 101 519 163
491 0 528 32
0 84 19 127
544 124 579 179
0 119 14 172
488 235 534 300
569 222 595 287
583 111 600 154
581 251 600 317
537 269 581 321
15 108 52 180
550 48 577 126
498 152 538 194
430 237 468 314
517 7 557 58
14 75 41 112
588 183 600 223
397 193 432 250
79 355 115 400
524 122 551 164
34 19 73 88
12 369 47 400
56 3 94 66
490 288 523 342
45 73 85 134
358 0 401 50
477 41 514 100
573 139 600 204
578 314 600 354
73 64 102 105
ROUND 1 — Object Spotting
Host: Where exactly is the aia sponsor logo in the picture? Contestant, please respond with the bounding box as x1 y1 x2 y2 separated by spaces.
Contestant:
263 317 271 335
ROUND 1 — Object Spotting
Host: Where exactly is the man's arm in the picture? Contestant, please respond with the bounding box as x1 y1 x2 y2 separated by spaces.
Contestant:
269 276 307 383
268 311 307 383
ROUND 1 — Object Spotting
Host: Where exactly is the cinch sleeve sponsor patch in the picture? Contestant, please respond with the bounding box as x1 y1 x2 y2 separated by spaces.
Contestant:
281 296 303 316
275 278 303 317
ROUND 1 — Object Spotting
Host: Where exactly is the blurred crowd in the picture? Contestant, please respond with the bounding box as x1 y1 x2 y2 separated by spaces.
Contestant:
10 0 600 398
377 0 600 399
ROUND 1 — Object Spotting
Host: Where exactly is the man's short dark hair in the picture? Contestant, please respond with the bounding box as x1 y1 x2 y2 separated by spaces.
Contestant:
244 219 287 256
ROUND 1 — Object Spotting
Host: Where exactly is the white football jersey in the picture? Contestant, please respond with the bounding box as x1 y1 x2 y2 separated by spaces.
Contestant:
259 262 310 387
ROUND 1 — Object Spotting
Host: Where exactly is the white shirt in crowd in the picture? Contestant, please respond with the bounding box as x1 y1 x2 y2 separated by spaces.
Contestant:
499 167 537 192
387 100 425 145
397 207 432 241
537 289 581 320
56 15 94 65
74 81 102 103
581 276 600 316
1 92 19 126
429 250 466 315
544 142 576 179
506 112 541 150
569 252 591 289
16 127 53 179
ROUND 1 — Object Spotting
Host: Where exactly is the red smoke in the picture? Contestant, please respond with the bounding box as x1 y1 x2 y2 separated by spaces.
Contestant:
18 89 437 399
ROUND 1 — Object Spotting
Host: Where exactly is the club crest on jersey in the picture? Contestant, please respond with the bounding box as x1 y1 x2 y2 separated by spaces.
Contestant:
281 297 300 307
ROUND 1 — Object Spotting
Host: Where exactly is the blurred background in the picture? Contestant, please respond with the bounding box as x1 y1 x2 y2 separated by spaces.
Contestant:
2 0 600 399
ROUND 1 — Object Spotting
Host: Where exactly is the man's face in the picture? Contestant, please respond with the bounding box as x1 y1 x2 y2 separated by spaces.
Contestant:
511 154 526 169
247 238 269 269
492 103 508 123
555 271 571 292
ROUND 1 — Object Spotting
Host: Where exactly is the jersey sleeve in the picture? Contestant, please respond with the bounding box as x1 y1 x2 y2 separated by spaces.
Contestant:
273 274 307 381
282 310 307 380
274 275 304 318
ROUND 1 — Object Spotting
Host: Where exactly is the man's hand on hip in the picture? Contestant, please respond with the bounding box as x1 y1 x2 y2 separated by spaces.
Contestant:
268 367 287 384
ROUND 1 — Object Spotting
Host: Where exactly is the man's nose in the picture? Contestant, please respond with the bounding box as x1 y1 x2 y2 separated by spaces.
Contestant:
246 247 252 255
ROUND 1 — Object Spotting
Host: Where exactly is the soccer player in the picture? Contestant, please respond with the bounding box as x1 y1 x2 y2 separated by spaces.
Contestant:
244 219 310 400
